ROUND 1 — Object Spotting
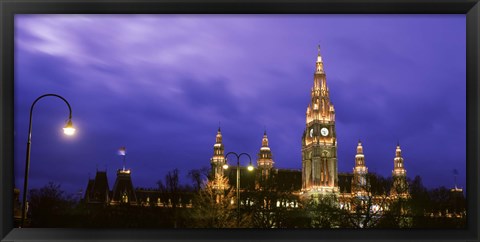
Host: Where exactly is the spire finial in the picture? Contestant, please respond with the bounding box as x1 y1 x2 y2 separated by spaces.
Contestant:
264 126 267 135
316 44 323 64
218 121 221 132
397 140 400 146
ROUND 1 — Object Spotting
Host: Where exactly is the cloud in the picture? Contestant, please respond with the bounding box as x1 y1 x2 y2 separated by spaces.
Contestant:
14 15 466 195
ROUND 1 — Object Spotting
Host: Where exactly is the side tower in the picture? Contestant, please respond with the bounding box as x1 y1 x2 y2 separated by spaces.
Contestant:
391 143 409 198
352 140 369 196
84 170 110 205
210 126 226 179
257 130 274 184
302 46 338 195
111 169 137 205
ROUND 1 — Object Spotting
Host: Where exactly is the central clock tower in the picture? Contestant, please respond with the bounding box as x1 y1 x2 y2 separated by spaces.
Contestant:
301 46 338 195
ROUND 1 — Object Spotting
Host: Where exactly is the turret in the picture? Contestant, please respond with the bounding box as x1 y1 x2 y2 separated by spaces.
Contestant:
391 142 409 198
210 126 226 179
352 140 368 195
257 129 274 182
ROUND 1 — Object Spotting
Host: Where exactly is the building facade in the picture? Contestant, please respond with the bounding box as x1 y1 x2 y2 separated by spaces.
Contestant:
83 47 413 211
206 46 411 208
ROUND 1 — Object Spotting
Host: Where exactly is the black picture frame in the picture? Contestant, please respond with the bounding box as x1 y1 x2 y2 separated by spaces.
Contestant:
1 0 479 241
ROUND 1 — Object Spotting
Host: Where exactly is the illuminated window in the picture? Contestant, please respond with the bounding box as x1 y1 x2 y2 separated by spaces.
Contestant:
122 192 129 203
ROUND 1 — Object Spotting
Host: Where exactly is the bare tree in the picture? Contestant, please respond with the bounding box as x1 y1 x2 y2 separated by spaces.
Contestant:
246 173 299 228
339 173 392 228
188 166 210 192
189 175 239 228
302 194 345 228
157 169 183 227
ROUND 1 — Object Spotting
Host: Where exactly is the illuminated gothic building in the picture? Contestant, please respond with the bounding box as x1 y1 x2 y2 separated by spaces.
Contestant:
75 47 470 229
301 46 338 196
84 169 138 206
207 46 411 206
83 47 412 210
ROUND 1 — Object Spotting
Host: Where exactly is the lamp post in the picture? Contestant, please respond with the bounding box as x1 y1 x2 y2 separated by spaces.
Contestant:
223 151 254 227
21 94 75 228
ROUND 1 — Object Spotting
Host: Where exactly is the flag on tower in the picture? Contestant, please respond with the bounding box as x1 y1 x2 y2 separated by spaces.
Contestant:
118 146 126 156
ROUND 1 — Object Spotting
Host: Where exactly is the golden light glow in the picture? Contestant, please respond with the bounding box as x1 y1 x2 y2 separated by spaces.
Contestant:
222 164 229 170
247 165 254 171
119 169 131 174
63 119 76 136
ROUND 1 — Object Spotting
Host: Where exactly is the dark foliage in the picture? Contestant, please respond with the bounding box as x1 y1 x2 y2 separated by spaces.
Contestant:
26 170 466 228
27 182 75 227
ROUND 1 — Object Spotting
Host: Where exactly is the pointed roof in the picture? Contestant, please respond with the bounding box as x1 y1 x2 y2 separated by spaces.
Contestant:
258 129 274 167
85 170 110 204
262 129 269 147
111 169 137 205
317 44 323 63
215 125 223 146
356 140 363 154
396 142 402 157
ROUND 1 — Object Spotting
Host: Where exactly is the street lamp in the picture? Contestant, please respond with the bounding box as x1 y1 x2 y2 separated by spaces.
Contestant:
21 94 75 228
223 151 254 227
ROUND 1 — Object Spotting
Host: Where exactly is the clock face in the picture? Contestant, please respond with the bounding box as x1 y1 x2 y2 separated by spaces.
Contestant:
309 128 314 137
320 127 329 136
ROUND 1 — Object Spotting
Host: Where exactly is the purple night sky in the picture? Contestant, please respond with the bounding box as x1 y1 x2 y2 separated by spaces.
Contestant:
14 15 466 196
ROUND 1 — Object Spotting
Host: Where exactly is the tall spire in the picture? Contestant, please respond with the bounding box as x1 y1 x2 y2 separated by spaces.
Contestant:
302 45 338 194
307 45 333 124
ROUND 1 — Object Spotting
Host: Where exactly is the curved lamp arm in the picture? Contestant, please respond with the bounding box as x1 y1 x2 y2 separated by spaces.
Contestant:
27 94 74 140
21 93 74 228
224 151 253 167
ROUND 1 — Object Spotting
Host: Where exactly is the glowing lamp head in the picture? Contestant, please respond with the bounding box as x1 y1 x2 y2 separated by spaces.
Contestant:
247 164 254 171
63 119 76 136
223 164 229 170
